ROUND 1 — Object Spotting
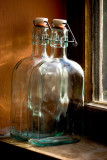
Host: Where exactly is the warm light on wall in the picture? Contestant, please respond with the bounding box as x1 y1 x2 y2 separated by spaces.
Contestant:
0 0 66 135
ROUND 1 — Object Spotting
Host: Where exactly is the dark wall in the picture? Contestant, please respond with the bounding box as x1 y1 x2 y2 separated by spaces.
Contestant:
67 0 85 69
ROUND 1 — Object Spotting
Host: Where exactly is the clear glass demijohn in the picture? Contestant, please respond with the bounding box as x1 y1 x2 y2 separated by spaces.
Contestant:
11 17 49 141
28 19 84 146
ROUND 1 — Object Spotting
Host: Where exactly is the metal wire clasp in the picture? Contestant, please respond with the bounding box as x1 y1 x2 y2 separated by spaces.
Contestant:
44 21 51 30
63 22 78 47
51 21 78 47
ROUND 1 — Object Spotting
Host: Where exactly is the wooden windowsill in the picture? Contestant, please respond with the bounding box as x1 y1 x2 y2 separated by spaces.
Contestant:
0 137 107 160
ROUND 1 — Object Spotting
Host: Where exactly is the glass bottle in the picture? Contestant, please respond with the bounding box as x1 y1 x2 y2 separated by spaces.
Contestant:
28 19 84 146
11 18 49 141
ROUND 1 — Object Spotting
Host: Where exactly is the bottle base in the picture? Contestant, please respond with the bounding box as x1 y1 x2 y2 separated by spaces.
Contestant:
29 135 81 146
11 132 28 141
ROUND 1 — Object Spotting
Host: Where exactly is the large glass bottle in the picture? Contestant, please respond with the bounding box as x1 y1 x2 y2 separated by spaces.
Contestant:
11 18 49 141
28 19 84 146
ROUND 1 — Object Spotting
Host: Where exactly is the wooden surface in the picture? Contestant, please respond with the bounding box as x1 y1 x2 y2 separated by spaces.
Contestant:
85 0 93 102
1 137 107 160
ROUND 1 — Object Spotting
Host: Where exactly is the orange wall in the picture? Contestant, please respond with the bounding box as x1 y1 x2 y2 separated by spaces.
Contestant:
0 0 66 135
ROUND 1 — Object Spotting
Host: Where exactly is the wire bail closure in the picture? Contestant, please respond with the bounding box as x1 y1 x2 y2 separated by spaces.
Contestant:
63 22 78 47
43 21 78 47
44 21 51 30
51 22 78 47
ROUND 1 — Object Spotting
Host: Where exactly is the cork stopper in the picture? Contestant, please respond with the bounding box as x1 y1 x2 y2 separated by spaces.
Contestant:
52 19 67 29
33 17 48 27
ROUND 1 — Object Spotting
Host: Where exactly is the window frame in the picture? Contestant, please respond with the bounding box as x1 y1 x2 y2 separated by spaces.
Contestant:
85 0 93 103
85 0 107 108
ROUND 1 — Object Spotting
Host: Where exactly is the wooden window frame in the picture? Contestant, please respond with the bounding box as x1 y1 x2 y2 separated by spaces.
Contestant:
85 0 107 109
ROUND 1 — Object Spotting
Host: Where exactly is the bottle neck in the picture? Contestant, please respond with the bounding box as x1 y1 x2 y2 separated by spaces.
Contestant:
51 47 67 59
50 28 68 59
32 26 49 57
32 45 48 58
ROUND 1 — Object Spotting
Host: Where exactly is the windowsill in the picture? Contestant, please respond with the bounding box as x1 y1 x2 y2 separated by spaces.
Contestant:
0 137 107 160
84 102 107 143
85 102 107 110
1 104 107 159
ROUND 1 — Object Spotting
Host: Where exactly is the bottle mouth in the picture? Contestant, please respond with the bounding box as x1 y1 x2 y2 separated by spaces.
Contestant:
52 19 67 29
33 17 48 27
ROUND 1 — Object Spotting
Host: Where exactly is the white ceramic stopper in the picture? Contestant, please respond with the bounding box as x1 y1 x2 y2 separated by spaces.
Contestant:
33 17 48 27
53 19 67 29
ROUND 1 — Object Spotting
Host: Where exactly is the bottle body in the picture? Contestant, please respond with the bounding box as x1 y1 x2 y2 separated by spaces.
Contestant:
11 22 49 140
57 58 84 141
29 26 84 146
11 57 44 140
28 59 63 139
29 58 84 146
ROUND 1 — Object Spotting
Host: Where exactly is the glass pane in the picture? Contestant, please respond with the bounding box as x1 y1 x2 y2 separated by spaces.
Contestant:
93 0 107 102
93 0 100 101
102 0 107 101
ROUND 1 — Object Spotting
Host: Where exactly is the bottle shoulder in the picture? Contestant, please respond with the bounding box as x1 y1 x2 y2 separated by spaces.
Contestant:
13 56 47 72
27 58 84 78
13 56 31 70
12 56 49 81
60 58 84 77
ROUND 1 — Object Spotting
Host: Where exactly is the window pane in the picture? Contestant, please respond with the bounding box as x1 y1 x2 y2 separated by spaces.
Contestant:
102 0 107 101
93 0 107 102
93 0 101 101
